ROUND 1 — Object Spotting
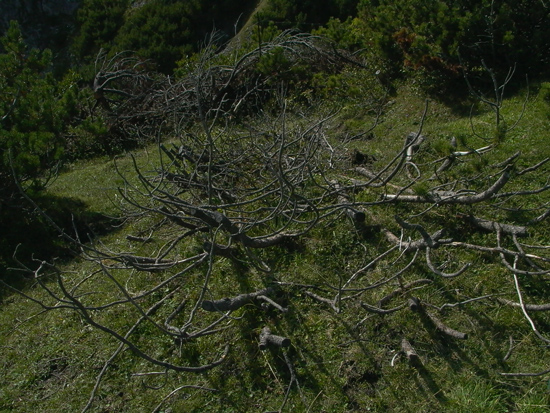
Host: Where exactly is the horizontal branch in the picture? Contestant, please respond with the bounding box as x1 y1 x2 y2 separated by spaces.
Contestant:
409 297 467 339
188 207 299 248
383 228 451 251
384 167 511 204
360 301 406 314
500 368 550 377
201 288 274 312
259 327 291 350
459 214 528 237
497 298 550 311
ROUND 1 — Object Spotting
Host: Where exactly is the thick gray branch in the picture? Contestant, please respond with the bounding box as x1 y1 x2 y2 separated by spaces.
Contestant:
259 327 291 350
201 288 274 312
385 167 511 204
383 228 451 251
460 214 528 237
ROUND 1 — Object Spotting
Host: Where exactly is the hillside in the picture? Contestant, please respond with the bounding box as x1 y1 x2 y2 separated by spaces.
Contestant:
1 1 550 412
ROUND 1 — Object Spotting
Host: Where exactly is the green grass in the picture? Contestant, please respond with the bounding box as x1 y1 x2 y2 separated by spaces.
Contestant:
1 80 550 412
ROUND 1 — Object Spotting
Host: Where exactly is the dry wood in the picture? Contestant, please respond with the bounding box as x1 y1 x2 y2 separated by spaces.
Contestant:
201 288 274 312
497 297 550 311
408 297 467 339
360 301 406 314
384 166 511 204
6 34 550 409
401 338 421 364
383 228 451 251
259 327 291 350
331 180 366 223
424 309 468 339
459 214 528 237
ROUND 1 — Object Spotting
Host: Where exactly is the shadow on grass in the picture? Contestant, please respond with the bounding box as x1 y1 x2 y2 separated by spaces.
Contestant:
411 361 450 405
0 193 119 299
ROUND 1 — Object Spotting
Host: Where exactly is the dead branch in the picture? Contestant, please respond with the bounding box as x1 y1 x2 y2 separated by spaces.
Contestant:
360 301 406 314
304 290 340 313
201 288 275 312
500 368 550 377
383 228 451 251
409 297 468 339
259 327 291 350
502 335 515 362
331 180 366 223
384 166 511 204
430 294 494 311
425 247 471 278
459 214 529 237
8 27 550 410
378 279 433 307
497 298 550 311
401 338 421 365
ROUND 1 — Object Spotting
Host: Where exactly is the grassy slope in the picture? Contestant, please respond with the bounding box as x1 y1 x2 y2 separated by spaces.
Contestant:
1 81 550 412
231 0 271 43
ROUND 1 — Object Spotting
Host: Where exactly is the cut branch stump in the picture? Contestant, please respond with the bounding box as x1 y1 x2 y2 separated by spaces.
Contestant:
259 327 291 350
401 338 421 365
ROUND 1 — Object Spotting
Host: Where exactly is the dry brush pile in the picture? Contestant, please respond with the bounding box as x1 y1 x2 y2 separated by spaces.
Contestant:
6 32 550 411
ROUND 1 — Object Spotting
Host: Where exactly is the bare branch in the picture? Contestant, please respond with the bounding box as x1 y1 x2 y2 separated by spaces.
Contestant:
259 327 291 350
201 288 275 312
409 297 468 339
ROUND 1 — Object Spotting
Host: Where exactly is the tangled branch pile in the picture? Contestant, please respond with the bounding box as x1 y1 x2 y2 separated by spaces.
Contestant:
8 32 550 411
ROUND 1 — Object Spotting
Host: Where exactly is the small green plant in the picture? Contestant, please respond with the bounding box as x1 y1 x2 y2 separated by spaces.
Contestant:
412 181 430 196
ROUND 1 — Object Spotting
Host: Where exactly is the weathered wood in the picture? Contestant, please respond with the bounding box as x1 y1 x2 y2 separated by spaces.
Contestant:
259 327 291 350
187 207 296 248
395 215 438 247
401 338 421 364
203 241 238 258
405 132 425 162
497 298 550 311
459 214 528 237
126 234 153 243
331 180 366 223
256 295 288 313
201 288 273 312
425 309 468 339
408 297 421 312
408 297 467 339
238 232 296 249
304 290 339 313
383 228 451 251
385 166 511 204
160 207 205 231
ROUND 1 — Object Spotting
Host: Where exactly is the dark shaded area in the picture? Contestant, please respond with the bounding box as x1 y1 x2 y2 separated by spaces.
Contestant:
0 193 117 295
261 0 360 30
0 0 80 76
